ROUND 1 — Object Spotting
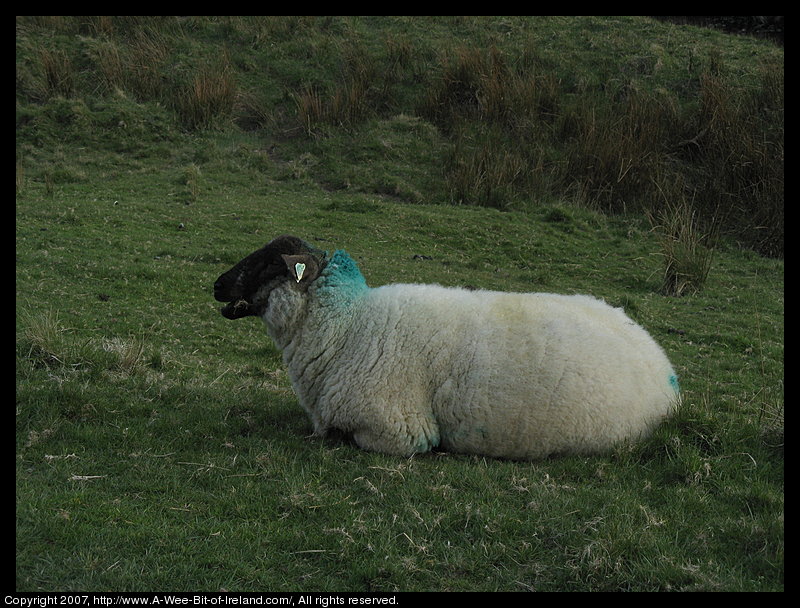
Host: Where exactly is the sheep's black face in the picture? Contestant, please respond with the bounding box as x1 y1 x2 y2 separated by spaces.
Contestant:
214 235 314 320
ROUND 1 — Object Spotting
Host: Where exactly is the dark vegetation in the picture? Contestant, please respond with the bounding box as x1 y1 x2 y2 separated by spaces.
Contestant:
654 16 784 45
16 16 783 257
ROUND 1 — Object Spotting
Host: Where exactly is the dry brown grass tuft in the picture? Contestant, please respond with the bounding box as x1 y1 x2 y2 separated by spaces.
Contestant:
650 198 717 296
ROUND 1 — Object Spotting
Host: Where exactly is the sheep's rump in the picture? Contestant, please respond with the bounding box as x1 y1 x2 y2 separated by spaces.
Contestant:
308 284 678 459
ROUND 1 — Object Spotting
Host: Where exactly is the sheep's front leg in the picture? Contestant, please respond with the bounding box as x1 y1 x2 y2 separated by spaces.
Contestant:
329 387 441 457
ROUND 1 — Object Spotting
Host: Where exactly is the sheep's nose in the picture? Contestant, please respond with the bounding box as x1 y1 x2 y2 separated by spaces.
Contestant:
213 280 228 300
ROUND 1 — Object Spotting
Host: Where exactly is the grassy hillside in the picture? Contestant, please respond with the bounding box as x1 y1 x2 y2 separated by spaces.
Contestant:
16 16 782 591
16 15 783 255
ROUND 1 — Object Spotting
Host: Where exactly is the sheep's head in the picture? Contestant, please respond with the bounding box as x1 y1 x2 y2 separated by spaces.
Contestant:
213 235 323 320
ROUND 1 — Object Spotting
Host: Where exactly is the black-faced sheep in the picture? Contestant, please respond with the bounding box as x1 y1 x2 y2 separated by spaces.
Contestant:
214 235 679 459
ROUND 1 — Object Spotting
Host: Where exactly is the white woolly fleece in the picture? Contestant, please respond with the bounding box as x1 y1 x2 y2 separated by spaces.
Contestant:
261 251 679 460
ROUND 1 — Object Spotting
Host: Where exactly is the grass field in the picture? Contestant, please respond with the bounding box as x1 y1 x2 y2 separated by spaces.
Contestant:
16 16 782 591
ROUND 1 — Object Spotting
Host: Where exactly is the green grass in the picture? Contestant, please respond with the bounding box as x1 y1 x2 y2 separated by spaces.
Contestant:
16 16 783 255
17 16 782 592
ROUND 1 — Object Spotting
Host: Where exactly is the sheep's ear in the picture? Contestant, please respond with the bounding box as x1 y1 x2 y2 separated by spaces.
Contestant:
281 254 320 286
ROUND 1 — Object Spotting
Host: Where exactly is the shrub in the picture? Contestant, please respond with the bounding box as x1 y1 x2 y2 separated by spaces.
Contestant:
37 48 75 99
173 61 237 130
650 198 717 296
444 127 529 208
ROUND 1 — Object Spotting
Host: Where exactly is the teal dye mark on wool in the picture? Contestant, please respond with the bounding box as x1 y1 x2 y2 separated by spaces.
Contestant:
414 432 440 453
315 249 369 308
669 374 680 392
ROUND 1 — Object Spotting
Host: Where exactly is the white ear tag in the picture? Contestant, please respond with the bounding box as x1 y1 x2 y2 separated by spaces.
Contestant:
294 262 306 282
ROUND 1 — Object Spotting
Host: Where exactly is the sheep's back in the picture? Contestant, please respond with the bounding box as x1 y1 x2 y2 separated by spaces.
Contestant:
361 284 677 459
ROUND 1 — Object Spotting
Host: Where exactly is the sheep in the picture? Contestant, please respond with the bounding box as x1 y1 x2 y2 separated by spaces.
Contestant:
214 234 680 460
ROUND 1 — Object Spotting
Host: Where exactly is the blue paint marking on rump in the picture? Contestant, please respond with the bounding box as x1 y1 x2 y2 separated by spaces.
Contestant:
669 374 680 392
